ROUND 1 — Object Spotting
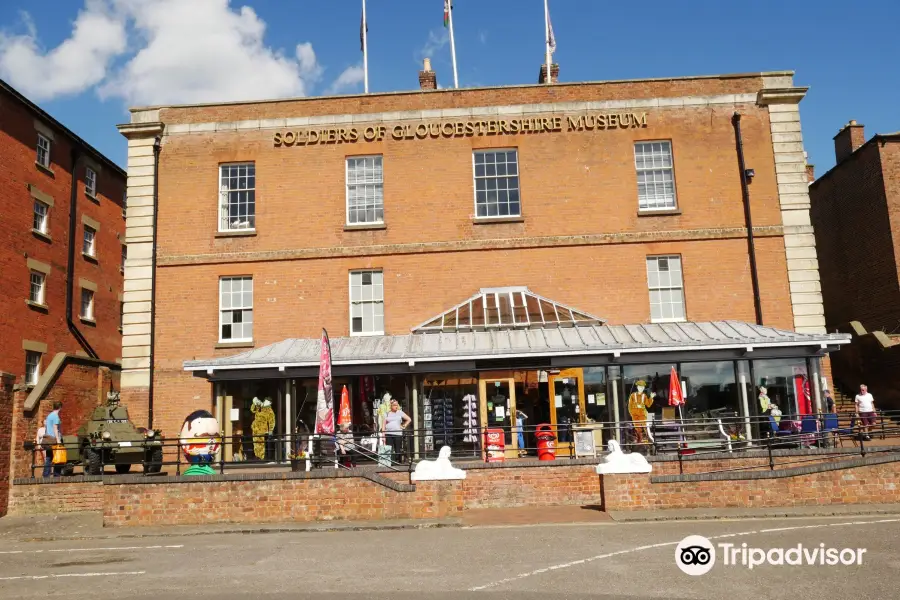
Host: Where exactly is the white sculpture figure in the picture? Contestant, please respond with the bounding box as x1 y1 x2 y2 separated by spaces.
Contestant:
595 440 652 474
411 446 467 482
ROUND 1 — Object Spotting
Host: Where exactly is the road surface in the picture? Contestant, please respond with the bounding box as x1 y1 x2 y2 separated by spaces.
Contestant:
0 516 896 599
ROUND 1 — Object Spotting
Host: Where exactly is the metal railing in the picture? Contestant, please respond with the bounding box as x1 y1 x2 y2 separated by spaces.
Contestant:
22 409 900 479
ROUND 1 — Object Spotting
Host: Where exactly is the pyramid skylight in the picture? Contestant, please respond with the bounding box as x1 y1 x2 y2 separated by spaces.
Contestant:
412 287 605 333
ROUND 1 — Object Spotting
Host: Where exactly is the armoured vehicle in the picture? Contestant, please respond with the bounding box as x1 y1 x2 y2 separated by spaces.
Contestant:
60 391 163 475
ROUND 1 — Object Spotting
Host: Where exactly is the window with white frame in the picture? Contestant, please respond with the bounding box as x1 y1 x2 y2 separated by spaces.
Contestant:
346 156 384 225
473 150 520 218
25 351 41 386
36 133 51 168
80 288 94 320
219 164 255 231
29 271 46 304
85 167 97 197
646 255 685 322
83 226 96 257
349 270 384 335
219 277 253 342
634 141 677 211
33 200 49 233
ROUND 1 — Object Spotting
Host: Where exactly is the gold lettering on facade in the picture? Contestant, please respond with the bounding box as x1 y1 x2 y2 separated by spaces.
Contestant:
273 112 649 146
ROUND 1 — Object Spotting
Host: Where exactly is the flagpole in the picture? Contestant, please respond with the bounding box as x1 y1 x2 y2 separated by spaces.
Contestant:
362 0 369 93
544 0 551 84
448 2 459 88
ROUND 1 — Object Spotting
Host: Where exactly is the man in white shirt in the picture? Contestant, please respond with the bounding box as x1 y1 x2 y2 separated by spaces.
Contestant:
854 384 877 440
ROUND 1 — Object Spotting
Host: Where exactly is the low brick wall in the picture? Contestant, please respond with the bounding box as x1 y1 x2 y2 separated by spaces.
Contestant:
104 462 602 527
603 456 900 511
8 478 104 515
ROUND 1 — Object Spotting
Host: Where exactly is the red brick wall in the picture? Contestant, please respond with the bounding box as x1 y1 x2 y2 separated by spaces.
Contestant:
0 373 14 516
602 459 900 510
7 480 103 515
11 361 120 479
810 142 898 332
0 85 126 383
461 465 600 509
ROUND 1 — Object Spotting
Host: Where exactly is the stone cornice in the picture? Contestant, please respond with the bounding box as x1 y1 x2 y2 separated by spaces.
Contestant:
117 121 164 138
757 87 808 106
157 225 786 267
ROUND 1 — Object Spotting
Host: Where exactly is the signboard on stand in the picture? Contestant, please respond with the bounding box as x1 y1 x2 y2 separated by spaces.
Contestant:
484 429 505 463
573 426 597 458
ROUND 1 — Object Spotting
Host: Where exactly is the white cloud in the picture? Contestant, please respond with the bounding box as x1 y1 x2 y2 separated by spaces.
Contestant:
0 0 324 106
478 30 488 45
418 29 449 60
0 0 127 101
100 0 319 105
326 65 364 95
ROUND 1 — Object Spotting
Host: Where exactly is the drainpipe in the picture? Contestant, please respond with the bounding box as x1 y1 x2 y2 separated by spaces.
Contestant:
66 146 98 358
732 112 764 326
147 136 161 429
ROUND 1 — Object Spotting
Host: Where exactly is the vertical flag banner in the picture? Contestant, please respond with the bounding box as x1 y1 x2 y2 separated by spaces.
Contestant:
668 366 684 406
314 329 335 434
339 385 352 427
361 0 369 93
444 0 459 88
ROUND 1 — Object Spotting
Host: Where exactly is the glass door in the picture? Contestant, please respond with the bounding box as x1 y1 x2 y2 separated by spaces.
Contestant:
549 368 586 450
479 377 518 458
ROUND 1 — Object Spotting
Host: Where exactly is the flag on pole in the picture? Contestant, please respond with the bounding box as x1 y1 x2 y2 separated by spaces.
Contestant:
339 385 352 427
668 366 684 407
314 329 335 434
360 5 368 52
547 5 557 54
444 0 450 27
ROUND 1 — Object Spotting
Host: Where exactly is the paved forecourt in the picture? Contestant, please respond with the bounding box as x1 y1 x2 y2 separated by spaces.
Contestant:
0 516 897 599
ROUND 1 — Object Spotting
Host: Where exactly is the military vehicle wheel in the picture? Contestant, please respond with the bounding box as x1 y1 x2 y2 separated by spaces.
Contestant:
83 447 102 475
145 447 163 474
61 464 74 477
115 464 131 474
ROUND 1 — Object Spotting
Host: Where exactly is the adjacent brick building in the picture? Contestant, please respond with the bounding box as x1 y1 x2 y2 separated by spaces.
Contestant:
0 79 126 498
809 121 900 408
117 65 846 455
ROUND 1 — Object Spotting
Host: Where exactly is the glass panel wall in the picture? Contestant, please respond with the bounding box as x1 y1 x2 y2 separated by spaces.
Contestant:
680 361 738 418
622 363 676 443
752 358 810 418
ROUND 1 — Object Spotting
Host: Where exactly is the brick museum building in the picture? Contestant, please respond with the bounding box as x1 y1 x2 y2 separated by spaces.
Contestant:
116 63 848 460
0 79 126 501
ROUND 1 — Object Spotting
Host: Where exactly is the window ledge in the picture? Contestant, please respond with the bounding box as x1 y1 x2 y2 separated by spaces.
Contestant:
472 216 525 225
25 300 49 312
82 252 98 263
638 208 682 217
85 193 100 205
344 223 387 231
215 229 257 238
31 229 51 242
35 162 54 177
215 341 255 349
80 317 96 326
651 319 687 324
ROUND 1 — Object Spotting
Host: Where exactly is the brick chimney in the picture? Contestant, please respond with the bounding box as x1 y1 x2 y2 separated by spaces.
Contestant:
418 58 437 90
538 63 559 84
806 164 815 183
834 120 866 163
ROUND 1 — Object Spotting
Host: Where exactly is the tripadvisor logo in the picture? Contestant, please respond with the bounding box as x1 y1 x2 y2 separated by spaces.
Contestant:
676 535 867 575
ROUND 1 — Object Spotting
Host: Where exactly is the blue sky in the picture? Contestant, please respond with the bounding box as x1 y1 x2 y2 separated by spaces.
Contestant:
0 0 897 171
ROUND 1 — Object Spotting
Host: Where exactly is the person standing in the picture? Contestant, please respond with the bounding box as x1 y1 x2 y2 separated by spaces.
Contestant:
854 384 877 441
382 399 411 463
823 389 835 414
42 401 63 477
515 409 528 457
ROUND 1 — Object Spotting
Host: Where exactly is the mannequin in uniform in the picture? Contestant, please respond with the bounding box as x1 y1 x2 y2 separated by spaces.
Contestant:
628 380 655 443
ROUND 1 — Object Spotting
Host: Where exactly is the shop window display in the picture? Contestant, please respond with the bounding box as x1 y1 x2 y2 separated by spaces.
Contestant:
752 358 810 417
622 364 675 443
679 361 739 418
422 375 479 455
